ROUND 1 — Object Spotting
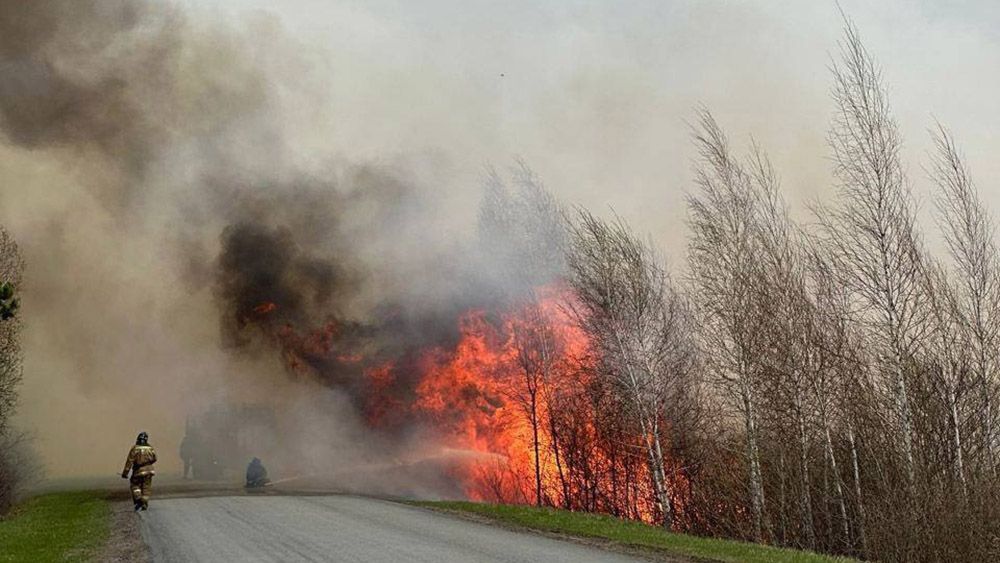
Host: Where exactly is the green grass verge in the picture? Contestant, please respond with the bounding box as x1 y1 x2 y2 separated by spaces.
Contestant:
0 491 110 563
411 501 856 563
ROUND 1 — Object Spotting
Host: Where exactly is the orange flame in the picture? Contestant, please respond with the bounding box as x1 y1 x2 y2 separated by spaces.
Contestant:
408 285 690 525
414 286 588 504
364 361 401 427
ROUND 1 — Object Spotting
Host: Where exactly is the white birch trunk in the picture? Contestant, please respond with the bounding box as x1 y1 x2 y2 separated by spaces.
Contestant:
848 425 867 556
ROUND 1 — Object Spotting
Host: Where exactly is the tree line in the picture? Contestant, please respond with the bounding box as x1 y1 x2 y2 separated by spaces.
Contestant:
478 20 1000 562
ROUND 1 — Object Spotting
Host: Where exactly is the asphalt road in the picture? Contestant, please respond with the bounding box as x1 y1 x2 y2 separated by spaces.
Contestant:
139 495 650 563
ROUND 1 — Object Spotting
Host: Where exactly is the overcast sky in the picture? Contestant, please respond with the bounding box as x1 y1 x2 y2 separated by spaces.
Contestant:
174 0 1000 260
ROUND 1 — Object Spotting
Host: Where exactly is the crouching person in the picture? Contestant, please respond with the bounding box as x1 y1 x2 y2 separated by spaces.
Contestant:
122 431 157 511
245 457 270 489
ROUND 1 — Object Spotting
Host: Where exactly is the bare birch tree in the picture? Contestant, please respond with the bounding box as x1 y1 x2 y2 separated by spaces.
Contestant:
750 148 825 549
930 126 1000 479
920 260 972 496
803 244 869 554
687 111 771 541
565 209 695 528
819 19 927 488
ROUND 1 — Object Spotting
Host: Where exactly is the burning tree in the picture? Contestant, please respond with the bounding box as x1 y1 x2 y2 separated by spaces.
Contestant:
414 290 587 504
475 163 571 507
819 21 927 500
565 210 697 528
506 300 562 506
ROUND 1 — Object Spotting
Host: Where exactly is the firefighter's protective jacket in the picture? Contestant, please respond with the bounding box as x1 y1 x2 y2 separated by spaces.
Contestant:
122 444 157 477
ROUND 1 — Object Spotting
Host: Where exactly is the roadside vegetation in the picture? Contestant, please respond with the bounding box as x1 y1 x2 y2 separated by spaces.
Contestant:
0 226 24 515
413 501 855 563
0 491 109 563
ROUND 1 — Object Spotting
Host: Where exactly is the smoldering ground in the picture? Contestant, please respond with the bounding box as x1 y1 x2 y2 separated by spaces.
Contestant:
0 0 515 491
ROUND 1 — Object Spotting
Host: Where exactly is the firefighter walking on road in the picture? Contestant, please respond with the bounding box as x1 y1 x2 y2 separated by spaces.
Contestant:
121 431 157 511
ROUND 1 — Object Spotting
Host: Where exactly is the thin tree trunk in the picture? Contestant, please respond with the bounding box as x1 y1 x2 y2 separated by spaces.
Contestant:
890 330 917 487
848 425 867 557
651 419 674 526
778 449 787 544
824 426 850 548
821 444 830 550
609 439 618 515
948 386 967 497
530 396 542 506
547 410 570 509
796 391 815 549
979 367 997 479
638 411 674 528
743 381 766 542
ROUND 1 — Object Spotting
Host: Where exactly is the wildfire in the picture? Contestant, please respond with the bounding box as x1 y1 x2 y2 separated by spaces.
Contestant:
412 286 591 504
255 283 688 526
406 285 689 525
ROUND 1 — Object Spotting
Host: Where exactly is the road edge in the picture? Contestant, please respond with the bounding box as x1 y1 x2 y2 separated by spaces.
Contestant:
400 501 700 563
97 498 151 563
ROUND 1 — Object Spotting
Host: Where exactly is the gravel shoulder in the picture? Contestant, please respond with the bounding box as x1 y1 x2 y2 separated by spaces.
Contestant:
99 500 151 563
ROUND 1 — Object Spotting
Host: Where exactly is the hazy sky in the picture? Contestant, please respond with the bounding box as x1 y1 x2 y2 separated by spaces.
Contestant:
184 0 1000 260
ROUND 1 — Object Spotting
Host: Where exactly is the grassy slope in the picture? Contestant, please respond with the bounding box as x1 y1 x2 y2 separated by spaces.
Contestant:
411 501 857 563
0 491 109 563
